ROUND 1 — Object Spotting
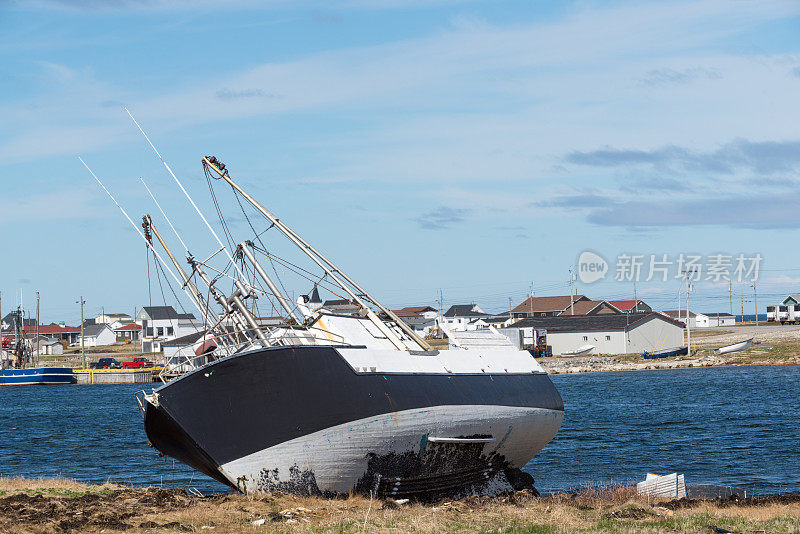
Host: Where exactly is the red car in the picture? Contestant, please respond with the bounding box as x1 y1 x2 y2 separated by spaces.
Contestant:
122 357 154 369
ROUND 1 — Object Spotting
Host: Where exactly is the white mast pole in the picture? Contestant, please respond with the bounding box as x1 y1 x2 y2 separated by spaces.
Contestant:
125 109 249 282
79 157 208 321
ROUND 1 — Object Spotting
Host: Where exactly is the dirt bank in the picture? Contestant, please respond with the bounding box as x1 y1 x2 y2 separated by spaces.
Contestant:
1 478 799 533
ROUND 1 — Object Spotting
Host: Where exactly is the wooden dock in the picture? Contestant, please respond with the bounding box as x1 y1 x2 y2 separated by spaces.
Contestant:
73 368 159 384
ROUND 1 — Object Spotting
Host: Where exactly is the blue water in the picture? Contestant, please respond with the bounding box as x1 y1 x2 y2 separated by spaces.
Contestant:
0 365 798 495
736 314 768 322
532 365 800 495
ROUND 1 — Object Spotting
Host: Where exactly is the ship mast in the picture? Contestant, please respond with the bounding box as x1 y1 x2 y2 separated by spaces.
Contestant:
202 156 432 352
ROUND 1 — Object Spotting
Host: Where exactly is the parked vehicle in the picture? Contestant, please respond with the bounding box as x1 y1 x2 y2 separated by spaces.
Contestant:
90 358 122 369
122 357 154 369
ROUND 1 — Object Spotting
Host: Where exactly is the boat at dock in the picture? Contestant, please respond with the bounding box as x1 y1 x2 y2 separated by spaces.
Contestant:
0 308 75 386
91 139 563 498
0 367 75 386
642 346 689 360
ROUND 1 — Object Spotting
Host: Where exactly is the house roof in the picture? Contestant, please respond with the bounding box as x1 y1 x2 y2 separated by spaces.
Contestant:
399 306 437 314
141 306 196 321
661 310 696 318
392 308 423 317
608 299 642 311
443 304 487 318
82 324 113 337
783 293 800 304
99 313 131 319
511 312 685 332
558 300 615 316
114 323 142 331
700 312 734 317
511 295 588 314
21 324 81 335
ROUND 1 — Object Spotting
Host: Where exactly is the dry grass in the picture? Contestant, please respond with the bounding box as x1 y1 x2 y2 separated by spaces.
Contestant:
0 478 798 533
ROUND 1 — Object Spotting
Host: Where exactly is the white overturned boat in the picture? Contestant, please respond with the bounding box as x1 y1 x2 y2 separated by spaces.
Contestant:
89 143 563 499
714 338 754 355
560 344 594 357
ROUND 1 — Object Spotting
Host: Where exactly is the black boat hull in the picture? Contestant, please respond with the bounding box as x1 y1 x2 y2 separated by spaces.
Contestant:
143 345 563 496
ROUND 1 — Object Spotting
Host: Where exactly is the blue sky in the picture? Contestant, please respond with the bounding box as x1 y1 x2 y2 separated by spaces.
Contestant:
2 0 800 324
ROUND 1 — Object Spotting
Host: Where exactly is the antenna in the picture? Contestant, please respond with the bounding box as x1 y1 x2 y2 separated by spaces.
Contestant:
124 108 249 282
79 157 207 320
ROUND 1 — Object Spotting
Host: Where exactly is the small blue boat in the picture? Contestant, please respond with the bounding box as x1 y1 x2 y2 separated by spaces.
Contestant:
0 367 75 386
642 346 688 360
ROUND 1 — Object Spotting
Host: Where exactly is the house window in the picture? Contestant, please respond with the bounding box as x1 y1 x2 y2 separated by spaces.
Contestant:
166 327 174 336
606 335 611 341
157 327 164 336
583 336 588 341
541 313 546 317
146 327 154 337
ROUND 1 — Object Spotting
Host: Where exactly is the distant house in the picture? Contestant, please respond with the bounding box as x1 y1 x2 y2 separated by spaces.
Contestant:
442 304 490 331
79 324 116 347
391 306 438 337
322 299 361 315
695 313 736 328
20 324 81 344
136 306 202 353
508 312 684 356
608 299 652 314
114 323 141 341
510 295 591 319
660 310 697 328
95 313 133 325
471 315 515 329
32 336 64 356
1 311 35 333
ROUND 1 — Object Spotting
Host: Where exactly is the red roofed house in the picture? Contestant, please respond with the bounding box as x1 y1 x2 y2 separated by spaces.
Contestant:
21 324 81 345
114 323 142 341
608 300 652 314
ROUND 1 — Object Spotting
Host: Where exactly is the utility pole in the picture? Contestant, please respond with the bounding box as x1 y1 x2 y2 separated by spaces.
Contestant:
569 266 575 315
36 292 40 367
741 290 744 322
729 280 733 316
77 296 86 369
752 281 758 327
683 269 693 353
508 296 512 321
529 282 534 317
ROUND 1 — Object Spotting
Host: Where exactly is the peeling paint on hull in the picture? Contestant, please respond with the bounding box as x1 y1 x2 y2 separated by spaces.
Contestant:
143 345 564 497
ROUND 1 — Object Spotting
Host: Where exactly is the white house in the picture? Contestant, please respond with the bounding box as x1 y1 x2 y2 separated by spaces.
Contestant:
79 324 116 347
95 313 132 325
507 312 685 356
136 306 202 353
660 310 697 328
695 313 736 327
392 306 439 337
32 336 64 356
442 304 490 331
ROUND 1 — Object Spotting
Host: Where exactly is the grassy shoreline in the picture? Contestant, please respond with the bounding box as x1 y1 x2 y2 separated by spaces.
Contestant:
1 477 798 533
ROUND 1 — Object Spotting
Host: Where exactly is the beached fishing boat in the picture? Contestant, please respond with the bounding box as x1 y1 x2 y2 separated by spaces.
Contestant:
88 134 563 498
560 344 594 357
714 338 753 355
642 346 688 360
